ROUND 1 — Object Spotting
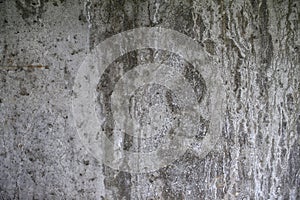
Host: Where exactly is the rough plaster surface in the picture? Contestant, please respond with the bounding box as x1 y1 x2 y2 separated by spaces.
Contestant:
0 0 299 199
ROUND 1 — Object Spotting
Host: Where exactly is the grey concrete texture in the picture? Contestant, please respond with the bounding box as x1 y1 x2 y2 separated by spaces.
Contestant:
0 0 299 199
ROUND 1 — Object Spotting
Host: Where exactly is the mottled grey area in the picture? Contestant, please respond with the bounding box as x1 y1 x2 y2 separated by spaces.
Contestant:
0 0 299 199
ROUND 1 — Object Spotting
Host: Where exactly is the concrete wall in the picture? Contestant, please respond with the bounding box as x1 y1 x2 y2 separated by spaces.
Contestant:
0 0 299 199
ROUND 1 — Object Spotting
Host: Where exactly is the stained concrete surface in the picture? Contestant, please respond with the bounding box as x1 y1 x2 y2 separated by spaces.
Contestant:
0 0 300 199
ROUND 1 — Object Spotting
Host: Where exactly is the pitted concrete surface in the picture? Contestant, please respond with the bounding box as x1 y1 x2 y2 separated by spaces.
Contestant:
1 0 299 199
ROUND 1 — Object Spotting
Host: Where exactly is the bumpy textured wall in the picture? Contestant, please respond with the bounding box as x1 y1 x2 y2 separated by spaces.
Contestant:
0 0 299 199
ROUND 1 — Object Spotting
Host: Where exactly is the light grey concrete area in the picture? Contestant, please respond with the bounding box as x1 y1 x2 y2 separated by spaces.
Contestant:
0 0 299 199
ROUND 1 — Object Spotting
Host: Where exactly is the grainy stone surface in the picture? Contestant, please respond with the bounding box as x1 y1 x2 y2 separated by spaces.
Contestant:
0 0 299 199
